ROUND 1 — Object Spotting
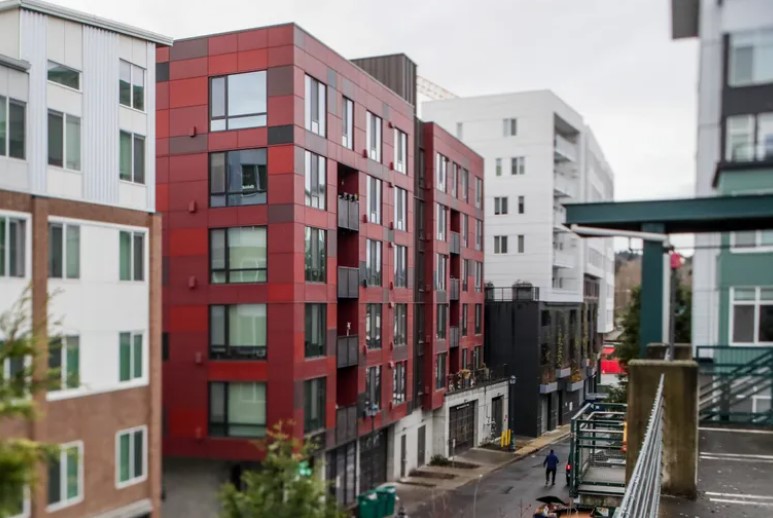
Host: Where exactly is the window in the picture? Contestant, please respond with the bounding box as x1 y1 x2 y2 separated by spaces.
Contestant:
475 219 483 251
210 227 267 283
366 111 382 161
366 239 382 286
475 304 482 334
436 203 447 241
518 195 525 214
731 287 773 344
394 245 407 288
728 29 773 86
495 158 502 176
119 231 144 281
473 346 482 369
503 118 517 136
48 61 80 90
210 148 268 206
48 223 79 279
456 122 463 139
0 217 26 278
119 131 145 184
211 304 267 359
435 353 447 389
6 486 28 518
367 176 382 223
462 304 469 336
342 97 354 149
518 234 525 253
48 336 79 391
732 230 773 251
303 377 326 433
119 332 143 382
305 304 326 358
461 168 469 202
304 227 326 282
436 304 448 339
450 163 458 197
725 113 773 162
48 111 80 170
365 366 382 408
394 187 408 231
475 261 483 292
494 235 508 254
210 71 267 130
462 259 469 291
209 382 266 437
394 128 408 173
366 304 382 349
494 197 508 215
511 156 525 175
47 442 82 510
0 96 25 159
435 254 447 291
392 361 406 404
394 304 407 346
461 214 469 248
119 60 145 111
116 426 146 487
304 151 326 209
304 75 326 136
436 153 448 191
475 177 483 208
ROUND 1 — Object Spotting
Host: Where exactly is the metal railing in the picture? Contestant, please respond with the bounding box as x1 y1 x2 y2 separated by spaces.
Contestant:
484 285 540 301
616 374 665 518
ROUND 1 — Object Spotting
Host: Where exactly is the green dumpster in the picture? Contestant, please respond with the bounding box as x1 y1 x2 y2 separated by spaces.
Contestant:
376 485 397 516
357 490 380 518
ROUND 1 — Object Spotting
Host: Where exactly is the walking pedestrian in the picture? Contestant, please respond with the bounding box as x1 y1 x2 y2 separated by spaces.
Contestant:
543 449 559 486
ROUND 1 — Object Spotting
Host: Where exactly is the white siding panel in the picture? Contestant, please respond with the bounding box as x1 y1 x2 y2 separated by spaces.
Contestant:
0 10 20 59
145 42 156 212
46 15 65 65
64 21 83 70
82 26 120 205
20 10 47 195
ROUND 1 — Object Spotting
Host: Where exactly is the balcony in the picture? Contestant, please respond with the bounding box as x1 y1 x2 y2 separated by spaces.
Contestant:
335 405 358 444
449 278 460 300
553 249 575 269
553 174 576 198
336 335 358 368
337 195 360 231
337 267 359 298
449 326 460 349
485 285 540 301
553 205 569 231
554 133 577 162
447 366 507 395
449 232 461 255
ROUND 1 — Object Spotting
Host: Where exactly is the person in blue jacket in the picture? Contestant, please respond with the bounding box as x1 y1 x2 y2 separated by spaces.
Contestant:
543 449 559 486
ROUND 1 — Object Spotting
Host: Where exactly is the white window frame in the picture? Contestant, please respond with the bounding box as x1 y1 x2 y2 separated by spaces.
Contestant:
729 28 773 87
342 97 354 149
475 177 483 208
119 60 145 111
494 235 508 254
394 187 407 231
394 128 407 173
729 287 773 345
0 214 28 278
8 486 30 518
48 222 80 280
435 254 447 291
366 111 382 162
435 153 447 191
494 197 508 215
0 95 26 160
47 61 81 91
48 335 80 393
436 203 447 241
503 118 517 136
119 230 145 282
495 158 502 176
475 219 482 251
115 425 148 489
730 230 773 253
304 75 326 136
47 110 81 171
511 156 525 175
119 331 145 383
367 176 382 224
119 131 145 184
46 441 83 512
304 150 326 210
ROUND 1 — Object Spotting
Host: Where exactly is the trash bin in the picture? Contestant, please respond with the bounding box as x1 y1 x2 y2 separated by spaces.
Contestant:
376 485 397 516
357 490 380 518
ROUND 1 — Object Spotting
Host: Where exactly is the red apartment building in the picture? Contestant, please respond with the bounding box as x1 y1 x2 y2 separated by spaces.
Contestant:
157 24 499 513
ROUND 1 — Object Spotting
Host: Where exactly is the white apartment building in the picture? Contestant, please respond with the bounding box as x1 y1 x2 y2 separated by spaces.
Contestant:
423 91 615 333
0 1 170 516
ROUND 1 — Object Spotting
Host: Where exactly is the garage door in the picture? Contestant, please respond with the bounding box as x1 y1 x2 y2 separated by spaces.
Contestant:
449 401 476 454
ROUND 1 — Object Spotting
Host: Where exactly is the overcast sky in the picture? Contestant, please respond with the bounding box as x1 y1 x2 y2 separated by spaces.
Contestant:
59 0 698 250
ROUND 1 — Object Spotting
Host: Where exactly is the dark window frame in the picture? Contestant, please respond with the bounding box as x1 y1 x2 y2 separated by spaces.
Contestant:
209 71 267 131
304 227 327 283
304 303 327 358
303 377 327 433
209 148 268 207
209 226 267 284
366 303 382 349
209 304 268 360
208 381 267 438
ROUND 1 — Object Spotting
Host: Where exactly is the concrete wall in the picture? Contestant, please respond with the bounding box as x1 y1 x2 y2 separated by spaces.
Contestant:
162 458 228 518
387 409 434 480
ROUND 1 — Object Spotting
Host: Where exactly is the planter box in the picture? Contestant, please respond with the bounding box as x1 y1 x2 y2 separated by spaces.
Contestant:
567 380 584 392
556 367 571 379
539 381 558 394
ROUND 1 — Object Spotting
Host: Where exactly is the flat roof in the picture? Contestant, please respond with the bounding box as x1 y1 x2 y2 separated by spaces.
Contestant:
0 0 172 46
565 193 773 234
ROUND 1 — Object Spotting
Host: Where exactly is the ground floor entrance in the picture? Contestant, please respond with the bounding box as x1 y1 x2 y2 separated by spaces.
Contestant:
449 401 476 455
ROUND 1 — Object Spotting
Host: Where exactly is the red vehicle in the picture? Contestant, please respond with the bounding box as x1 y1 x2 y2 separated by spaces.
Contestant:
600 344 623 375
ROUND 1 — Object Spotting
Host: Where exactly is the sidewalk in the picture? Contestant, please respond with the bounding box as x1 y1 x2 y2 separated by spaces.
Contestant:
394 425 570 515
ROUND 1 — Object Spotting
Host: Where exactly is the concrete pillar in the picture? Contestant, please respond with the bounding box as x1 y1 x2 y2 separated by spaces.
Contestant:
626 360 698 499
639 224 667 356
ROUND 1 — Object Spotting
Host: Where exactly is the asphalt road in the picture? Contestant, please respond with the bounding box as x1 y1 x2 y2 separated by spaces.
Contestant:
412 438 572 518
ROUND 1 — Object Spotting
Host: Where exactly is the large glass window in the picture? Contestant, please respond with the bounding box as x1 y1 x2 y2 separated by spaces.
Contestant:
394 304 407 346
436 304 448 339
394 128 408 173
0 96 25 159
436 203 447 241
366 304 382 349
342 97 354 149
731 230 773 251
116 426 146 487
435 353 447 390
0 217 26 278
210 304 267 359
394 245 407 288
48 335 79 391
48 111 80 170
48 223 79 279
304 151 326 209
731 287 773 344
210 227 267 283
119 231 144 281
304 75 326 136
209 382 266 437
303 377 326 433
210 71 267 131
394 187 407 231
367 176 382 224
366 239 382 286
436 153 447 191
119 131 144 184
47 442 81 510
392 361 406 404
48 61 80 90
119 60 145 111
435 254 447 291
210 149 267 207
304 227 326 282
366 111 382 162
729 29 773 87
725 113 773 162
365 366 381 408
119 332 143 382
305 304 326 358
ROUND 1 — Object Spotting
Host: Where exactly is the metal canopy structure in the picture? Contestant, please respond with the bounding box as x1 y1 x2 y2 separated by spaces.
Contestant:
565 193 773 353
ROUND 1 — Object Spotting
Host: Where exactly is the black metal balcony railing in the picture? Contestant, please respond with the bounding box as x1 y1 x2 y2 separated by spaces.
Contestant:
449 326 460 348
449 278 460 300
485 285 540 301
450 232 461 255
337 267 359 298
447 365 507 394
336 335 358 368
336 405 358 444
337 195 360 231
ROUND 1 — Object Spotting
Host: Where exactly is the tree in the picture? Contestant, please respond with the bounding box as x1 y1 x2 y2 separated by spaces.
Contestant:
220 422 345 518
0 290 52 517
